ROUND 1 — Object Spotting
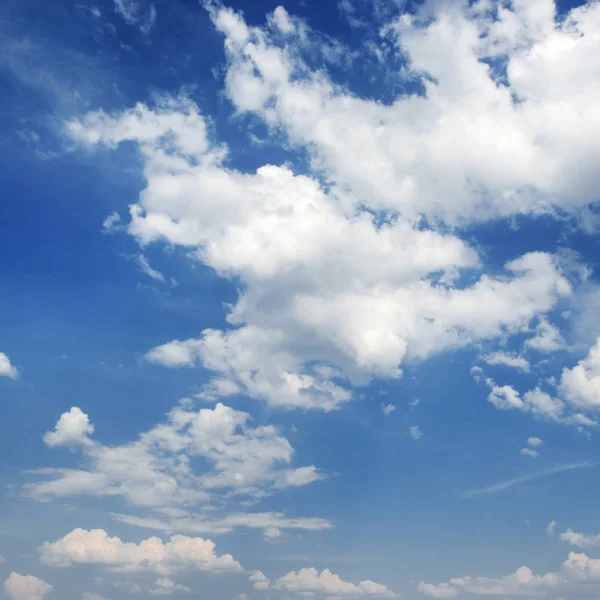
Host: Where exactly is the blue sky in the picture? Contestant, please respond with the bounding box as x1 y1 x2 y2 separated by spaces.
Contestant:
2 0 600 598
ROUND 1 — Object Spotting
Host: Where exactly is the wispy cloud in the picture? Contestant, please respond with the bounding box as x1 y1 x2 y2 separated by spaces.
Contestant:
462 462 595 499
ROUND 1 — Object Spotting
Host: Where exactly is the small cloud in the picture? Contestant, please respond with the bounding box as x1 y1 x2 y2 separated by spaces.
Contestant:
0 352 19 379
136 254 166 282
481 351 530 372
409 398 421 408
102 212 125 234
0 555 5 563
527 437 543 448
409 425 423 440
381 403 396 416
547 520 556 536
520 448 539 458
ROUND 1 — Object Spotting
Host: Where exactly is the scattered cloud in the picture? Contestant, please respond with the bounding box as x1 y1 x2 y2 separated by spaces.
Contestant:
3 573 53 600
559 337 600 410
560 528 600 548
0 352 19 379
525 317 565 353
381 404 396 416
136 254 166 282
527 437 543 447
114 0 156 34
462 462 595 498
481 351 530 372
520 448 539 458
39 528 242 575
419 550 600 598
409 426 423 441
102 212 125 234
251 567 395 597
547 521 556 536
149 577 191 595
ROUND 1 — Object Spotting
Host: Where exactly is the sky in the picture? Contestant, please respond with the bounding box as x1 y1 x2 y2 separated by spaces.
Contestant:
1 0 600 598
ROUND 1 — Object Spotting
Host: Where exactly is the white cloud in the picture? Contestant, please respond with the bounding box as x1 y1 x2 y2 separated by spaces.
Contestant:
28 403 329 537
419 550 600 598
525 317 564 353
527 437 543 447
0 352 19 379
381 404 396 416
114 0 156 34
149 577 191 595
547 520 556 536
43 407 95 448
560 528 600 548
409 426 423 440
520 448 539 458
136 254 165 282
262 568 394 597
211 2 600 226
4 573 53 600
39 528 242 575
481 351 530 372
68 89 575 412
102 211 124 234
559 337 600 409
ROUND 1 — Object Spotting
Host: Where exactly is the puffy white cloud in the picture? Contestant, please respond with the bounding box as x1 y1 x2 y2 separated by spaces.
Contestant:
250 570 270 591
28 403 329 537
525 317 564 353
68 88 575 412
521 436 542 457
559 337 600 409
3 573 53 600
481 351 530 372
0 352 19 379
560 528 600 548
420 550 600 598
149 577 191 595
271 568 394 597
211 2 600 226
43 407 95 448
39 528 242 575
527 437 543 447
409 426 423 441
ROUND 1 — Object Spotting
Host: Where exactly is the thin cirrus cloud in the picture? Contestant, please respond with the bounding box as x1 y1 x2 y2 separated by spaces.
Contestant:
462 462 596 499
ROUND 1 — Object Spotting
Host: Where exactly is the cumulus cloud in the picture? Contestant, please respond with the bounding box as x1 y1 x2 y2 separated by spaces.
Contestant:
43 407 95 447
27 403 329 538
521 436 542 457
525 317 565 353
4 573 53 600
255 567 395 597
68 92 575 412
559 337 600 409
419 550 600 598
39 528 242 575
0 352 19 379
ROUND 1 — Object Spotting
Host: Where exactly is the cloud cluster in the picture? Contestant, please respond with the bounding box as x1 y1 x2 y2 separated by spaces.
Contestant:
420 549 600 598
27 403 329 538
250 567 394 597
40 528 242 575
